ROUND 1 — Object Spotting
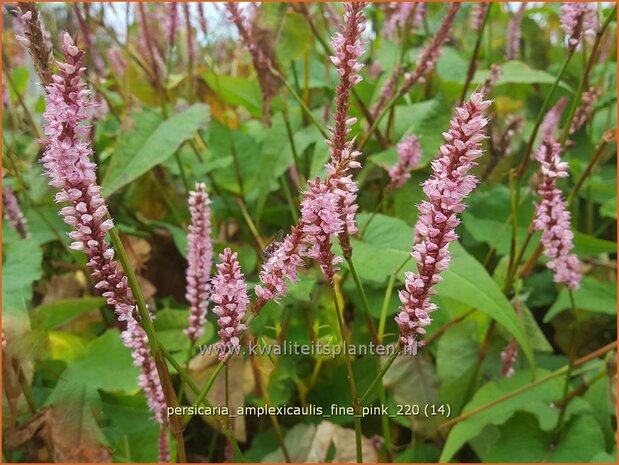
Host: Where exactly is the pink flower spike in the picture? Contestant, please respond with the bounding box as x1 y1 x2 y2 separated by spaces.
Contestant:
300 178 344 283
3 187 30 239
560 2 597 50
321 2 367 257
470 3 489 32
533 138 581 289
399 3 461 96
538 97 568 144
165 2 179 47
570 86 602 134
40 33 167 436
500 339 519 378
184 182 213 343
388 135 422 190
505 3 527 60
211 248 249 361
395 92 492 355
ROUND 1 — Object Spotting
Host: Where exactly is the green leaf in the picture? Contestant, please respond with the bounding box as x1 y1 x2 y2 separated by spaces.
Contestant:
438 242 534 367
32 297 107 330
573 231 617 256
2 238 42 316
202 72 262 117
100 391 159 462
48 330 140 404
390 96 453 164
349 214 533 366
154 308 214 353
102 104 210 196
208 121 261 195
102 107 164 192
544 277 617 322
440 369 585 462
471 411 605 463
275 12 312 63
436 321 479 383
472 61 574 91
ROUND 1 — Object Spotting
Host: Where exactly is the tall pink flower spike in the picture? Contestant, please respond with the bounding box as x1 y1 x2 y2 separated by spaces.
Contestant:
299 2 367 280
40 33 168 461
185 183 213 343
211 248 250 361
533 138 581 289
395 92 492 355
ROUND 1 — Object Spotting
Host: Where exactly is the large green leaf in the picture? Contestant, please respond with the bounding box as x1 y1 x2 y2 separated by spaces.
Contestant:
100 391 160 462
102 107 163 192
440 242 533 366
349 214 533 365
47 330 140 404
2 238 42 316
470 411 606 463
32 297 107 330
102 104 210 196
440 369 590 462
275 11 312 64
544 277 617 322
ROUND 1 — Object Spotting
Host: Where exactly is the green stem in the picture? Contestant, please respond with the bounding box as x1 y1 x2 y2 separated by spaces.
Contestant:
360 350 400 405
282 104 304 187
459 4 493 105
107 221 187 453
331 286 363 463
279 176 299 223
280 78 329 139
552 290 579 440
378 257 411 342
516 49 574 179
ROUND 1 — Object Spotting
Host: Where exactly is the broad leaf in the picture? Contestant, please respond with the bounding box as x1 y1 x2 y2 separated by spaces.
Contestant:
2 238 42 316
102 104 210 196
33 297 107 330
544 277 617 322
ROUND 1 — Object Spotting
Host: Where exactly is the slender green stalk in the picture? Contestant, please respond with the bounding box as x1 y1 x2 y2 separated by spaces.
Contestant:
516 50 574 179
503 170 521 295
459 4 493 105
107 221 187 454
378 273 397 343
236 197 266 250
378 256 411 342
279 177 299 222
281 103 304 187
280 78 329 139
360 350 400 405
552 290 579 440
331 286 363 463
183 312 258 425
